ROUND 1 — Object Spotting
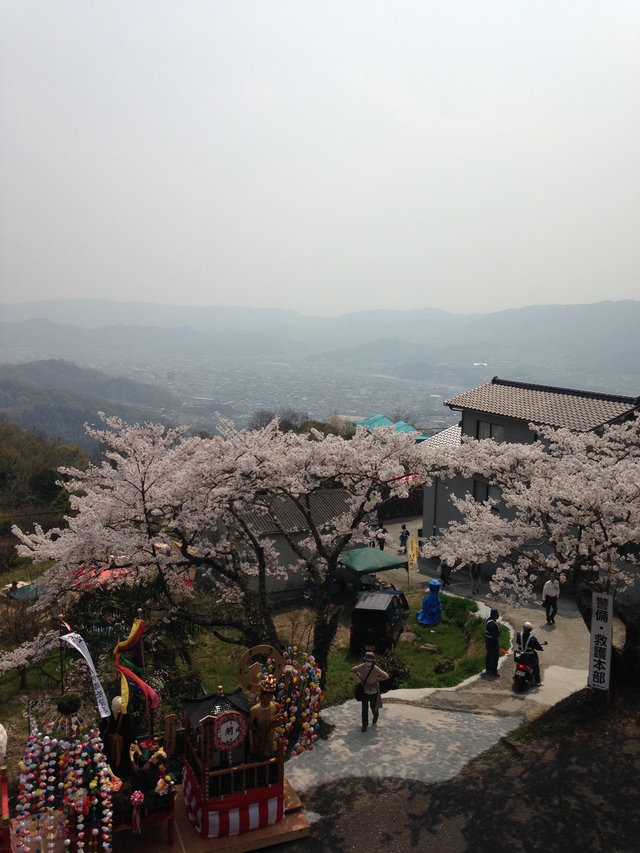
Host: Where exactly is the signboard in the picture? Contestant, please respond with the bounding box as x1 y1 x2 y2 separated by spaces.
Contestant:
588 592 613 691
163 713 178 757
214 711 248 752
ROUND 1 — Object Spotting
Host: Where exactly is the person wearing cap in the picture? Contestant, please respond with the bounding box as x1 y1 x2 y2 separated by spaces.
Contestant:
484 608 501 677
351 651 389 732
515 621 545 686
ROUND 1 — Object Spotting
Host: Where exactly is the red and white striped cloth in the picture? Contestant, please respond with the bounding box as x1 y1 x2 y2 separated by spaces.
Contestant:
182 761 284 839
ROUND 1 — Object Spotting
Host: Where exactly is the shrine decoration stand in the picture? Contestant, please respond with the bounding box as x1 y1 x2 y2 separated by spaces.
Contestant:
10 700 113 853
180 645 311 849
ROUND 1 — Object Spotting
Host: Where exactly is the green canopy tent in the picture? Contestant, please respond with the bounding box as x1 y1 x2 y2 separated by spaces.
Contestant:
338 547 410 590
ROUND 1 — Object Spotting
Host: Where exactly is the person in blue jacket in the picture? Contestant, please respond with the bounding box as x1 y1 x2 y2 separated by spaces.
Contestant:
485 608 500 676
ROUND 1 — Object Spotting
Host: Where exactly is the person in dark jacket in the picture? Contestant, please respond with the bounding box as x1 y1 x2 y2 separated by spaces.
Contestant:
375 525 388 551
399 524 409 554
484 608 500 676
515 621 545 686
439 561 452 588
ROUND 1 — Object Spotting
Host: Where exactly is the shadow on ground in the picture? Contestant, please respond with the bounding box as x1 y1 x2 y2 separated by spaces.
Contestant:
276 689 640 853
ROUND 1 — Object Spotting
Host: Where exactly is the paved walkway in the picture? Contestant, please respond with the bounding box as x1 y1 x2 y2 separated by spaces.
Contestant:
285 543 591 805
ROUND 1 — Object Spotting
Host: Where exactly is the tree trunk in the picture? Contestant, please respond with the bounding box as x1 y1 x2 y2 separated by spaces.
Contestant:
310 571 342 687
573 582 594 635
242 585 281 648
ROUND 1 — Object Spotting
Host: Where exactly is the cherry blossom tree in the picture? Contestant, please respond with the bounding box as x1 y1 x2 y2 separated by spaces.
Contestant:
10 415 430 681
421 415 640 675
11 417 284 672
208 419 428 675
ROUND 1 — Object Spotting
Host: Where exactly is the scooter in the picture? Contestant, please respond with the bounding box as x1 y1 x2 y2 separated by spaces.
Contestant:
513 642 548 693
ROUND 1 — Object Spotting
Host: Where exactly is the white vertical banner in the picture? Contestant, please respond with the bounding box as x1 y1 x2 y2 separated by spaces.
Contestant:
61 632 112 718
588 592 613 691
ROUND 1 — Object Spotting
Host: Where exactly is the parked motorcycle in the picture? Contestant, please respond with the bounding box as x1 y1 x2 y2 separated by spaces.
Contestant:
513 641 548 693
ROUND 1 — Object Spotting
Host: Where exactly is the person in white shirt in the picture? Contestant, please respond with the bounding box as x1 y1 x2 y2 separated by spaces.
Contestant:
542 573 560 624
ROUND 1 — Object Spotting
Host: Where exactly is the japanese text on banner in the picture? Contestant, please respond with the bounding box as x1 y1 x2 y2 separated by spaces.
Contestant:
588 592 613 691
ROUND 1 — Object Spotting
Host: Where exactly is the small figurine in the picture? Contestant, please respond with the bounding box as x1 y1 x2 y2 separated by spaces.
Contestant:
248 674 281 760
130 738 168 792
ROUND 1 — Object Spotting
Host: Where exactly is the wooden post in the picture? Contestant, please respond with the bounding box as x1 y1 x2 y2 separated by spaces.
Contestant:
58 613 66 694
163 714 178 757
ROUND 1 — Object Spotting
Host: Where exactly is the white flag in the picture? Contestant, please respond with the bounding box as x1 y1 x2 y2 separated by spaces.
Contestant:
61 632 111 718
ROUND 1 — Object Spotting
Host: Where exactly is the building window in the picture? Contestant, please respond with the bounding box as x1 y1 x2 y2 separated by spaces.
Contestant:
476 421 504 442
473 480 502 504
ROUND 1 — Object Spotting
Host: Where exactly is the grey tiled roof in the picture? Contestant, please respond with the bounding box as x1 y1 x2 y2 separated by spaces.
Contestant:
238 488 357 537
425 425 462 448
445 377 639 431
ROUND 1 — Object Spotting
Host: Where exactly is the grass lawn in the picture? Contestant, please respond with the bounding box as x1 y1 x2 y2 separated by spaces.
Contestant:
323 592 510 706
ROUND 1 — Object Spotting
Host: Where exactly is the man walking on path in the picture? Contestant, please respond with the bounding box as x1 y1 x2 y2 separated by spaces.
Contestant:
351 651 389 732
485 608 500 676
542 572 560 624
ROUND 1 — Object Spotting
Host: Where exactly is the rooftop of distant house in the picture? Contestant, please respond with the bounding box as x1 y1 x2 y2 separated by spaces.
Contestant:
238 488 361 537
353 413 430 442
424 424 462 448
445 377 640 432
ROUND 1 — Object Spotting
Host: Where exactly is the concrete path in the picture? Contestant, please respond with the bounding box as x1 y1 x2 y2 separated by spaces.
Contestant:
284 700 518 794
286 541 591 801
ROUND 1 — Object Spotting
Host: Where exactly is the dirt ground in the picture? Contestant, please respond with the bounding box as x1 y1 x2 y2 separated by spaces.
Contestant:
277 686 640 853
273 602 352 650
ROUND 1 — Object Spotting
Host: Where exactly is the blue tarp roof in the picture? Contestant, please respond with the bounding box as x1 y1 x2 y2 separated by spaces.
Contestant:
354 414 430 442
354 414 394 429
392 421 418 434
339 547 409 575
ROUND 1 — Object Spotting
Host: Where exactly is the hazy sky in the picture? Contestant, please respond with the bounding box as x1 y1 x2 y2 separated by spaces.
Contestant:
1 2 639 317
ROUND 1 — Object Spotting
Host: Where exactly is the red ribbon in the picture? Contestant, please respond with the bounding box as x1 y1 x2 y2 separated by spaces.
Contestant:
113 619 159 714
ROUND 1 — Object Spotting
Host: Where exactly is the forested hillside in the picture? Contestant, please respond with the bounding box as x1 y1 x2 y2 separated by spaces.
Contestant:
0 360 181 451
0 417 89 572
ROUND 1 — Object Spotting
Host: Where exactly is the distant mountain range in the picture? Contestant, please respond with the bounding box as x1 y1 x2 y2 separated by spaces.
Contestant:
0 299 640 372
1 298 639 376
0 299 638 448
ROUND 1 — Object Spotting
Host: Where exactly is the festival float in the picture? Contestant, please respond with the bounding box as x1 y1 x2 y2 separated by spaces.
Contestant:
5 620 318 851
9 617 178 852
181 644 318 847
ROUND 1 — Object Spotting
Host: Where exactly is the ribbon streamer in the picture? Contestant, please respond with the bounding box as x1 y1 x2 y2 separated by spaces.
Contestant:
60 632 111 718
113 618 159 714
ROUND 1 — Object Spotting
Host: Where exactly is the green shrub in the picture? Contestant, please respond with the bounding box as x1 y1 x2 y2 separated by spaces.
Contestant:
375 652 410 688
